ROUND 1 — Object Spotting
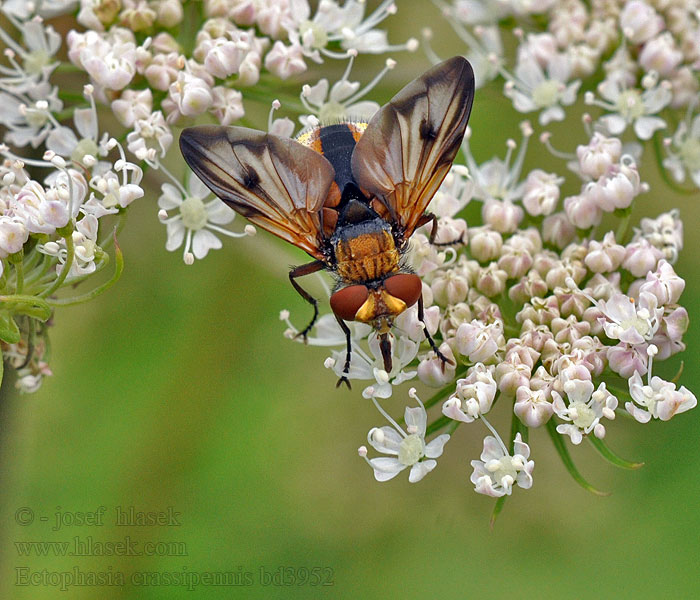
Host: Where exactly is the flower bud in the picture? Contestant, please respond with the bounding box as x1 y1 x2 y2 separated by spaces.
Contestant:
542 212 576 249
514 386 554 427
576 132 621 179
564 193 602 229
431 270 469 306
476 264 507 297
622 239 663 277
620 1 664 44
482 198 523 233
418 343 457 387
639 32 682 76
584 231 626 273
469 227 502 262
522 169 561 216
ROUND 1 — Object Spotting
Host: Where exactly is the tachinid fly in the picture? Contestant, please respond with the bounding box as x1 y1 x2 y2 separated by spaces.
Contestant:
180 56 475 388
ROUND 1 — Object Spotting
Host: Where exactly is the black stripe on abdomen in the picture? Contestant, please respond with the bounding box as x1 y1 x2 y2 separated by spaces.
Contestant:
319 124 357 191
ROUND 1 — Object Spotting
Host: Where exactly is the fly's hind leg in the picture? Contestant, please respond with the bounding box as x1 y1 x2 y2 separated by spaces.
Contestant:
288 260 325 342
418 294 454 372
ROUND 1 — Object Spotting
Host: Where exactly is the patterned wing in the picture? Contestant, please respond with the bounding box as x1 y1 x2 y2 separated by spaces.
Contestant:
350 56 474 240
180 125 336 259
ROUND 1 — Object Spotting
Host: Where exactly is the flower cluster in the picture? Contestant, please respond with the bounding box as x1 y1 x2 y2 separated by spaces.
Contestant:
0 0 411 389
0 0 697 517
279 0 698 512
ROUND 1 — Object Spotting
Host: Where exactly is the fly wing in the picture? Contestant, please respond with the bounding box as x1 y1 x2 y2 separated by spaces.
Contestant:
180 125 336 259
350 57 474 240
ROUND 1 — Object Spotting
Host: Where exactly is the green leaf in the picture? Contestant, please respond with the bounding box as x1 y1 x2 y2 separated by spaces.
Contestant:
588 436 644 470
0 311 20 343
490 496 507 530
546 420 610 497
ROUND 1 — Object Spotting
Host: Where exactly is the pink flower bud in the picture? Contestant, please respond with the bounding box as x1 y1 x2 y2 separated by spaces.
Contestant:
576 132 621 179
522 169 561 216
431 270 469 306
639 32 683 76
564 193 602 229
620 1 664 44
418 343 457 387
469 227 502 262
476 264 508 297
623 239 663 277
639 259 685 305
514 386 554 427
542 212 576 249
482 198 523 233
584 231 626 273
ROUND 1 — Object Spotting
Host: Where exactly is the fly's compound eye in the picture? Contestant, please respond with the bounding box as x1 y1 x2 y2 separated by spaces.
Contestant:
384 273 422 308
330 285 370 321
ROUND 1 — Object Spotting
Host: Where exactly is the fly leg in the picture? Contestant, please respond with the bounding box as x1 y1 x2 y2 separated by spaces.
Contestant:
334 315 352 390
288 260 325 342
416 213 465 246
418 294 454 371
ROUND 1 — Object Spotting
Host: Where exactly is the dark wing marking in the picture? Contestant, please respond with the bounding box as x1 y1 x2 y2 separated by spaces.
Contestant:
179 125 336 259
350 56 474 240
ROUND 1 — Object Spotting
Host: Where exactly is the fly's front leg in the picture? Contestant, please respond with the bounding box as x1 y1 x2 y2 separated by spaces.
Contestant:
288 260 325 342
418 294 454 372
416 212 465 246
334 315 352 390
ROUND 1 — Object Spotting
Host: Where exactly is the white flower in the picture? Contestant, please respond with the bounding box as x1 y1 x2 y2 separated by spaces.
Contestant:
463 123 531 203
552 379 617 444
126 111 173 160
470 432 534 497
619 0 664 45
626 370 696 423
504 53 580 125
46 86 108 167
588 77 672 141
361 389 450 483
327 333 418 398
38 215 100 277
158 175 247 263
442 363 497 423
598 291 662 346
299 53 387 126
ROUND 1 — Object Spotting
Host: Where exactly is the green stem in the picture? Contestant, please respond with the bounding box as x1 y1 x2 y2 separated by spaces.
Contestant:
38 231 74 298
13 256 24 294
47 235 123 307
614 209 632 245
0 294 52 321
545 419 610 496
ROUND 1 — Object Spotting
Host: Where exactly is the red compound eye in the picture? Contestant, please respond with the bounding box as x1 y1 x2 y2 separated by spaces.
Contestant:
330 285 369 321
384 273 422 308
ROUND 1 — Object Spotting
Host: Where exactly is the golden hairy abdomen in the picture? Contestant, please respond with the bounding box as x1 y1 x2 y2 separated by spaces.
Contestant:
335 230 400 282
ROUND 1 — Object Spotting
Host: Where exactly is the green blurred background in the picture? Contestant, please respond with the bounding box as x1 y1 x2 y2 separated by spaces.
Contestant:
1 2 700 598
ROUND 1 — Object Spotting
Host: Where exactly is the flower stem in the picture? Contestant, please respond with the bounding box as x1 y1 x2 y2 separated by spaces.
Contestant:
38 229 74 298
47 233 124 307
